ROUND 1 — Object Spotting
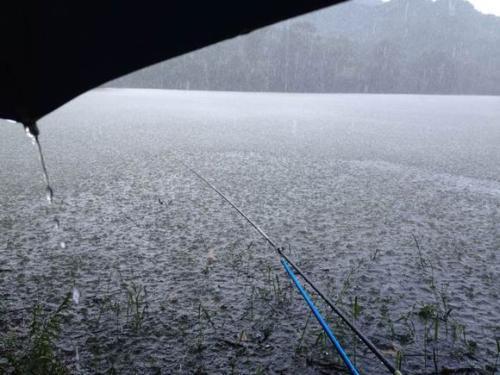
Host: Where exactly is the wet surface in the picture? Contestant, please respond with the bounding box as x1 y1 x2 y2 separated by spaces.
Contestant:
1 89 499 374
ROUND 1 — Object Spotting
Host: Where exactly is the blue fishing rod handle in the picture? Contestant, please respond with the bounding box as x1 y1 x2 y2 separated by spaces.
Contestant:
281 258 361 375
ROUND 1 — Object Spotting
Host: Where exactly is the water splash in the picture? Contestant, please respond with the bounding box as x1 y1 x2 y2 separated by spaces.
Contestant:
24 122 54 204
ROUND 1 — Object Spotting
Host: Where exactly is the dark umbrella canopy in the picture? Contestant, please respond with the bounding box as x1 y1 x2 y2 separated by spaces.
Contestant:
0 1 345 125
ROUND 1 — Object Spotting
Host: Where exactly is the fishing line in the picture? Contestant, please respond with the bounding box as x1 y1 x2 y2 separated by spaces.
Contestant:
170 152 401 375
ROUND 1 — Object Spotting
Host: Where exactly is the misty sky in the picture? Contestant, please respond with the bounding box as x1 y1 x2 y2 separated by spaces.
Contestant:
468 0 500 15
382 0 500 15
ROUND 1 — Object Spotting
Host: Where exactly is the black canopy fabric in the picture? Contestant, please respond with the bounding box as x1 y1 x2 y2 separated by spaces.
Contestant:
0 1 345 125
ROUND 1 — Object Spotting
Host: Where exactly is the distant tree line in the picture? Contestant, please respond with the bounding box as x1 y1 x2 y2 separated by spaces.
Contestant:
110 0 500 95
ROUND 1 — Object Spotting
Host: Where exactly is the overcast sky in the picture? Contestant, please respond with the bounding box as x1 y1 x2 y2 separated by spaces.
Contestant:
381 0 500 16
467 0 500 15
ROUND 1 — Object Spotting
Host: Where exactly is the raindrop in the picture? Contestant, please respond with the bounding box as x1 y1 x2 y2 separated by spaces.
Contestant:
46 186 54 204
72 287 80 305
75 345 81 373
54 217 60 230
60 241 66 249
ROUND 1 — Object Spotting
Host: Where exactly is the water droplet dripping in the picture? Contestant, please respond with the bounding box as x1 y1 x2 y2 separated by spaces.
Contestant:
23 121 54 204
72 287 80 305
24 125 37 146
60 241 66 249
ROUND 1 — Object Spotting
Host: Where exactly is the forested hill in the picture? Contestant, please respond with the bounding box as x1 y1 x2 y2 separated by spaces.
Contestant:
110 0 500 95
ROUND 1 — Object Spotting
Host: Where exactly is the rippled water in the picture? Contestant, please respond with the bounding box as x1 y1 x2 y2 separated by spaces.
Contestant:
1 89 499 374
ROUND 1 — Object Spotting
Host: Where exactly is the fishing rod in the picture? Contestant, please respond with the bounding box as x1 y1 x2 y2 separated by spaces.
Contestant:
172 154 358 374
171 153 401 375
282 258 360 375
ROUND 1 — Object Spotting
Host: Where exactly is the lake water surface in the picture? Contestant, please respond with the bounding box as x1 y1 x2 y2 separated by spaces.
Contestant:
1 90 499 374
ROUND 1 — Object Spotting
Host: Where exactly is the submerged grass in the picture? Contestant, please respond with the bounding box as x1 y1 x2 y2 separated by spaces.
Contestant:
125 281 148 333
1 233 497 374
0 292 71 375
